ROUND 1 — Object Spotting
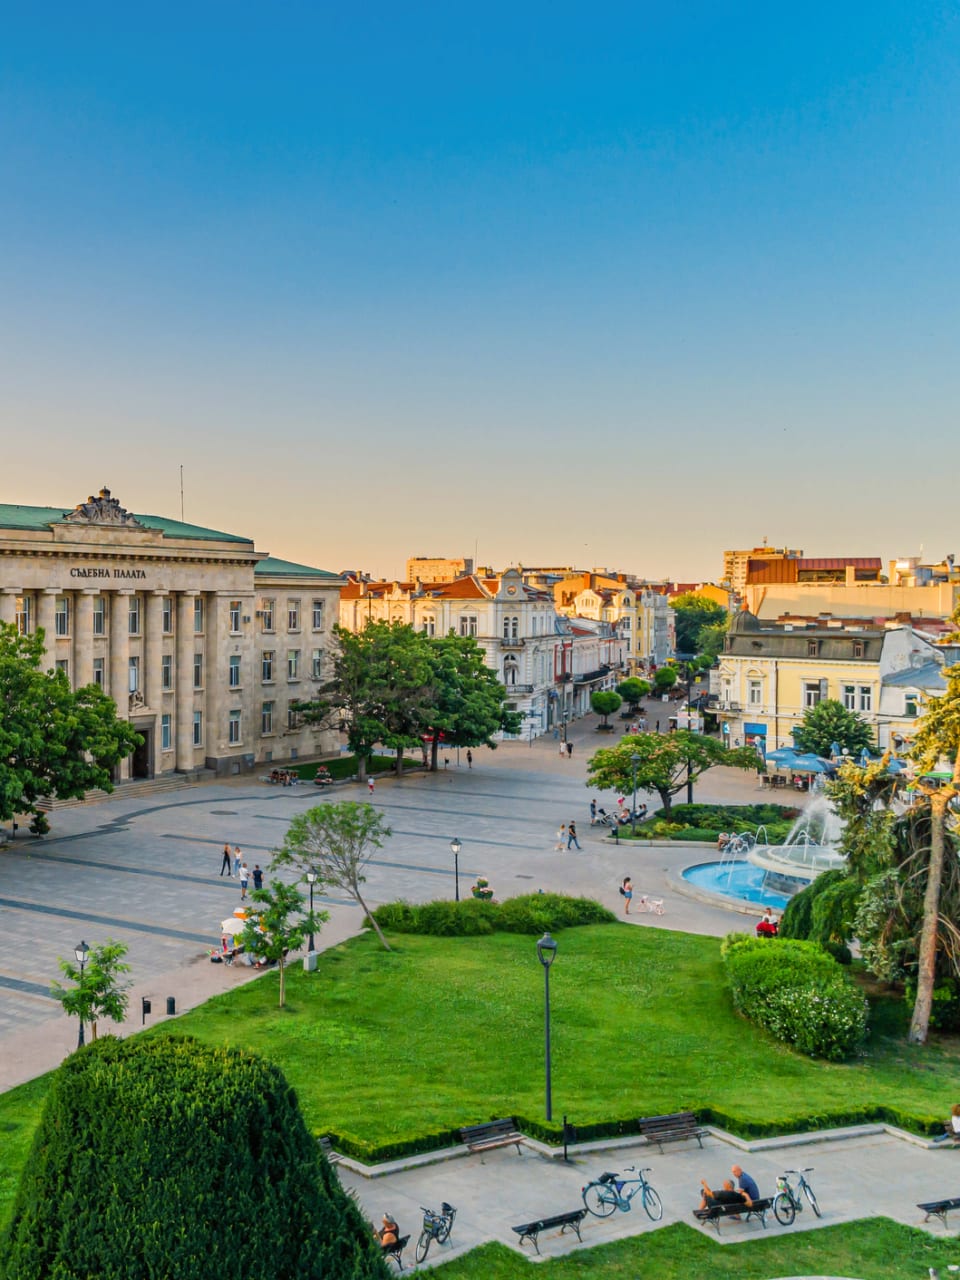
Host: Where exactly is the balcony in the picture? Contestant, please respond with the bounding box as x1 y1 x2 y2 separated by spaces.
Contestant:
505 683 534 694
500 637 526 650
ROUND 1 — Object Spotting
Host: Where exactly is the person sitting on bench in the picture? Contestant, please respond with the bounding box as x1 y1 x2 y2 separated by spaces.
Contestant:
698 1178 750 1213
933 1102 960 1143
375 1214 399 1246
731 1164 760 1202
756 907 779 938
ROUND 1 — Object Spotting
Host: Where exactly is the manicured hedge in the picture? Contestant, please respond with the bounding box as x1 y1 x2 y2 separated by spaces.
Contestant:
0 1036 389 1280
368 893 616 937
720 934 868 1061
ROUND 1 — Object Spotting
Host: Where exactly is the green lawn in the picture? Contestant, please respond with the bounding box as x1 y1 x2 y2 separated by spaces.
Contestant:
431 1219 957 1279
2 923 958 1225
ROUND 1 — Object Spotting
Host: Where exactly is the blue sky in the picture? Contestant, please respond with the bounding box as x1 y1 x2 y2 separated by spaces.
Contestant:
1 3 957 578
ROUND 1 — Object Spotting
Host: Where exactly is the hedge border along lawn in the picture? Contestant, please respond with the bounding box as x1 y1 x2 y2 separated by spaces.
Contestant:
2 922 959 1222
428 1218 958 1280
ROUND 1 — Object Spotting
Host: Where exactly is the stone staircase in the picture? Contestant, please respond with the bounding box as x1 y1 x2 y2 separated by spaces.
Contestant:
37 770 215 811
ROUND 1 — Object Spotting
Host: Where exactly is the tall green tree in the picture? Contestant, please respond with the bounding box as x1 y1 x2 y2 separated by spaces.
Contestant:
370 622 435 774
49 940 131 1044
586 731 759 816
793 698 873 758
590 689 622 727
669 593 727 656
272 802 394 951
0 624 142 823
653 666 679 693
240 881 323 1008
616 678 650 711
422 633 521 771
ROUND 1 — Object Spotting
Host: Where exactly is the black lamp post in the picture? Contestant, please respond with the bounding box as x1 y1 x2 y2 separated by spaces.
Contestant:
450 837 462 901
536 932 558 1121
686 663 696 803
631 752 640 834
306 869 318 952
75 940 89 1049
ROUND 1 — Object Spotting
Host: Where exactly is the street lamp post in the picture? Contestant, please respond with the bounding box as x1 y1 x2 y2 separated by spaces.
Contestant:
536 932 558 1122
450 837 462 901
75 940 89 1049
686 663 696 804
306 869 318 952
631 752 640 835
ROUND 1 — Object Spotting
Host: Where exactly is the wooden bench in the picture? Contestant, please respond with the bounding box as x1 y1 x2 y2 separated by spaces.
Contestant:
918 1196 960 1229
694 1197 773 1233
380 1234 410 1269
512 1209 587 1255
318 1135 342 1166
459 1118 524 1159
637 1111 706 1152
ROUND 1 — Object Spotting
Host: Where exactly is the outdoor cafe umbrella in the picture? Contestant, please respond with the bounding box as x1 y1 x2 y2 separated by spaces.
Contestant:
765 747 799 765
790 754 833 774
221 918 247 935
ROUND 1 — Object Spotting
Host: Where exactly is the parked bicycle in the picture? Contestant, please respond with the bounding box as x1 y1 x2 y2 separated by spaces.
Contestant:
774 1168 821 1225
415 1202 456 1263
581 1166 663 1221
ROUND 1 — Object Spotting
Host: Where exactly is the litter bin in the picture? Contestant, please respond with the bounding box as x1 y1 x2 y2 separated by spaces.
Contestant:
303 952 318 973
166 996 176 1016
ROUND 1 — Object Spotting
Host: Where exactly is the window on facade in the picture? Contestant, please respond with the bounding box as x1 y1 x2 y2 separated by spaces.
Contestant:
262 650 275 682
287 706 302 731
422 615 436 637
853 640 864 659
748 679 762 706
287 599 300 631
93 596 105 636
906 696 918 717
193 597 204 633
859 685 872 713
162 597 172 633
161 714 172 751
230 601 241 632
55 596 70 636
15 595 32 635
311 649 323 679
807 639 819 657
128 656 140 693
843 684 856 711
128 596 141 635
193 710 203 746
55 659 69 678
261 599 274 631
229 655 241 688
503 615 519 640
288 649 299 679
93 657 104 687
193 653 203 689
161 654 172 690
312 599 324 630
459 614 477 638
261 701 274 735
804 682 822 709
228 710 241 744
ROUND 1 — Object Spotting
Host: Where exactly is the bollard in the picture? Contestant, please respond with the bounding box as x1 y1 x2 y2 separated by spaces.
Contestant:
141 997 151 1025
165 996 176 1016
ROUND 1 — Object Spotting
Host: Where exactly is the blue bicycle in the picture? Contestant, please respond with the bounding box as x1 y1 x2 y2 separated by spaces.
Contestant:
581 1166 663 1221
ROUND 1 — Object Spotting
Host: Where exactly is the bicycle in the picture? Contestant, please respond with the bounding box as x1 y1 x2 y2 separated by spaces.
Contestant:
773 1167 821 1225
415 1202 456 1263
581 1166 663 1221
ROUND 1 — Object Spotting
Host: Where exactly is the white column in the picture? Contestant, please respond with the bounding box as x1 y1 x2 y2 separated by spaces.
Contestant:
145 591 164 712
176 592 197 771
109 592 131 708
74 591 95 688
36 589 57 669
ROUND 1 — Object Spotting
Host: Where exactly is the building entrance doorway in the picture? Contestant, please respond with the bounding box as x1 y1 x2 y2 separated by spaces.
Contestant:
131 729 152 779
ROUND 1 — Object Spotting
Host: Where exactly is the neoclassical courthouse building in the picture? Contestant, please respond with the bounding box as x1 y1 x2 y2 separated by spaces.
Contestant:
0 490 343 779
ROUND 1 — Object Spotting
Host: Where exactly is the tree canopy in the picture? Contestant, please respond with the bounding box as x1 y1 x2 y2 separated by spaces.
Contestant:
793 698 873 758
653 666 679 692
0 624 142 823
616 678 650 709
49 940 131 1043
669 593 728 656
241 880 322 1008
586 731 760 816
421 633 522 770
590 689 622 726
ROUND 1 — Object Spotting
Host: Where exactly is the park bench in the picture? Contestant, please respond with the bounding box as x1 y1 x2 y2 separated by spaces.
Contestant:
694 1197 773 1233
512 1208 587 1255
317 1135 342 1166
637 1111 706 1153
918 1196 960 1229
380 1234 410 1269
459 1118 524 1159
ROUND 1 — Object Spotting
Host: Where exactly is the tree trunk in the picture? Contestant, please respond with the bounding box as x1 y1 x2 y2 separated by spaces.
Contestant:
356 753 368 784
658 788 673 818
395 744 404 777
355 888 391 951
908 791 947 1045
431 735 440 773
278 958 286 1008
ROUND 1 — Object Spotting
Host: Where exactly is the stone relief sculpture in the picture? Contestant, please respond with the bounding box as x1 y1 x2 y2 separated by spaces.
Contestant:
63 488 144 527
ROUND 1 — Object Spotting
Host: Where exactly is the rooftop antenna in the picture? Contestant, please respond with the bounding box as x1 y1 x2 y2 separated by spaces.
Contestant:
180 465 184 523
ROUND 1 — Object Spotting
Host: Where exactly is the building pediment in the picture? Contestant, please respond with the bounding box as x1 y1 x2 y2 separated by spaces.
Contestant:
62 489 144 529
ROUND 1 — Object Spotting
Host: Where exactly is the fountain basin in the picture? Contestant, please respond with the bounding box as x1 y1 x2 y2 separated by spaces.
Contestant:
680 861 799 910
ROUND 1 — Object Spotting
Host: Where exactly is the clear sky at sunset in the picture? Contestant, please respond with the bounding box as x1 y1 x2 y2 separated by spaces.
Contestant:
1 3 957 580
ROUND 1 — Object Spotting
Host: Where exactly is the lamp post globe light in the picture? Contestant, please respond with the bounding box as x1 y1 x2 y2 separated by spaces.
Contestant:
75 940 89 1049
306 869 318 952
630 752 640 835
450 837 462 901
536 932 558 1122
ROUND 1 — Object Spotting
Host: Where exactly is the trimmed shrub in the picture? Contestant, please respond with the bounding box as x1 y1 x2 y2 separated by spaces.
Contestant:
0 1036 389 1280
367 893 616 937
721 934 868 1061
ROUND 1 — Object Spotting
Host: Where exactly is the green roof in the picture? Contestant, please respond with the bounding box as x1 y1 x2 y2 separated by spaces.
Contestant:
255 556 341 581
0 503 252 544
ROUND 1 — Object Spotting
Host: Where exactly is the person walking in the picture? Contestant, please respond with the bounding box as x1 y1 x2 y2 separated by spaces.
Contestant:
219 843 232 877
621 876 634 915
252 864 264 892
233 847 242 877
466 750 473 769
589 799 597 825
554 823 567 851
239 863 250 900
567 821 581 851
368 776 375 796
566 741 573 758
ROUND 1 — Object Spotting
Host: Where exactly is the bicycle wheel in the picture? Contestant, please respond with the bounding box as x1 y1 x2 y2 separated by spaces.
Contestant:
415 1230 432 1263
583 1183 618 1218
642 1185 663 1222
437 1210 455 1244
773 1192 795 1226
802 1182 821 1218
